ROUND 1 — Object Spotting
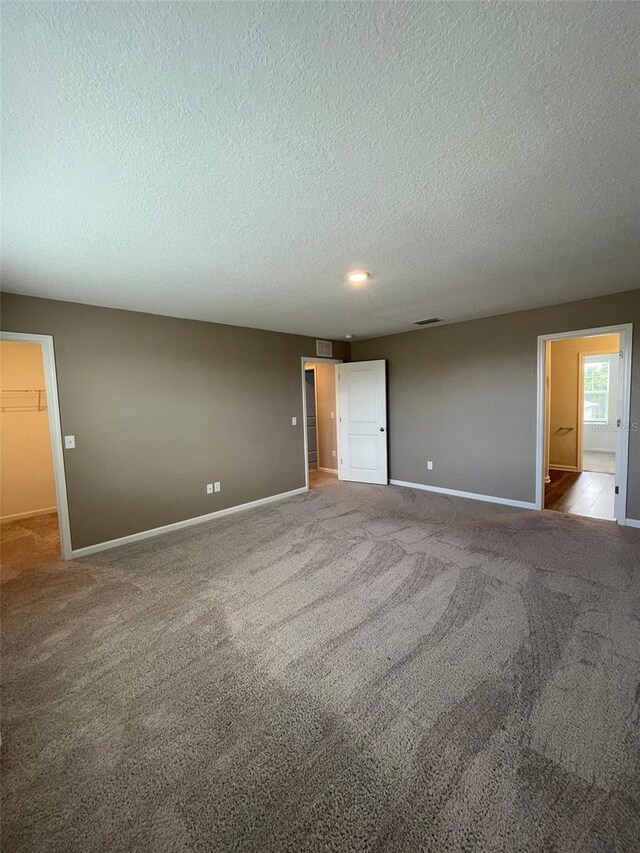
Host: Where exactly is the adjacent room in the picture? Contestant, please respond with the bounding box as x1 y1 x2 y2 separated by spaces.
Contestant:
544 332 623 521
0 341 61 572
303 358 339 488
1 3 639 853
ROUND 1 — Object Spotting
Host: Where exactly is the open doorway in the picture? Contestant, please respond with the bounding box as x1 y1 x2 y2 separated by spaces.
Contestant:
537 325 632 524
302 359 340 489
301 357 389 490
0 333 71 571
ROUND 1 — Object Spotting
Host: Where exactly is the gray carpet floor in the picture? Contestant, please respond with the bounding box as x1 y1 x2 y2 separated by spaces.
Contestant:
2 478 640 852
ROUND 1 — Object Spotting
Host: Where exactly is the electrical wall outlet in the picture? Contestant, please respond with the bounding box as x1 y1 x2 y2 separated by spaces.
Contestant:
214 482 221 492
206 483 214 494
330 411 335 419
427 461 433 470
64 435 76 449
291 416 297 426
331 449 336 458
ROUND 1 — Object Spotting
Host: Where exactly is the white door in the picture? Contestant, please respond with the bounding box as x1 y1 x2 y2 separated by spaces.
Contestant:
337 360 388 484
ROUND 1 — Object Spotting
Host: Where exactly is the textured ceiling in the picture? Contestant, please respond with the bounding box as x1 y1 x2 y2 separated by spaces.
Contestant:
2 1 639 339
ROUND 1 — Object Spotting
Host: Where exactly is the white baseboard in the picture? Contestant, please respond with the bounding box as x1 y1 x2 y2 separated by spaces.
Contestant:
549 465 580 473
625 518 640 529
318 467 338 473
0 506 57 524
390 479 536 510
71 487 307 559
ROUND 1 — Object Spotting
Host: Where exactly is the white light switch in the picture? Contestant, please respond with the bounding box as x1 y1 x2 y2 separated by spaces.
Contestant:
64 435 76 449
214 482 221 492
291 416 297 426
427 461 433 470
206 483 213 494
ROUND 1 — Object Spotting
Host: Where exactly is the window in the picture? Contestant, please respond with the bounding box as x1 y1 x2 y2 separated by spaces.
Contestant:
583 357 610 423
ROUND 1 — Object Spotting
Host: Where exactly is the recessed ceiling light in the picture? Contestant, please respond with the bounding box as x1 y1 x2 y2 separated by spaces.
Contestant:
345 334 353 339
347 270 371 285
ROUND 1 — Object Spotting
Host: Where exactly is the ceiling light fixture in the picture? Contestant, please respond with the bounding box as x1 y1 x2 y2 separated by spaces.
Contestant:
347 270 371 285
413 317 442 326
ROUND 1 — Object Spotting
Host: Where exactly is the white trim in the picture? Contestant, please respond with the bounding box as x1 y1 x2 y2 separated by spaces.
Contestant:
71 487 307 559
318 467 338 473
0 506 58 524
0 331 73 559
390 479 536 510
625 518 640 529
301 356 342 491
536 323 633 526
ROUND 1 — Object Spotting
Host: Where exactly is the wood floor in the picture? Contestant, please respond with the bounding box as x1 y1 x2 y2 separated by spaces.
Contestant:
309 468 338 487
545 469 615 520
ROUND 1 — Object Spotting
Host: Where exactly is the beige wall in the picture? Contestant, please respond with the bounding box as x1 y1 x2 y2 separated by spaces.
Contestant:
2 289 638 547
352 290 640 520
0 341 57 521
548 334 619 470
314 363 338 470
0 294 350 549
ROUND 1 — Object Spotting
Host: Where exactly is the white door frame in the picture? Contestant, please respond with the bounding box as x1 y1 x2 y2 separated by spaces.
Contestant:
0 331 73 558
301 356 342 491
535 323 633 525
303 364 320 472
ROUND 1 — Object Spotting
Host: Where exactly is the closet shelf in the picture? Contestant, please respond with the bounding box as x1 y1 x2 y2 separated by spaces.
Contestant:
0 389 48 412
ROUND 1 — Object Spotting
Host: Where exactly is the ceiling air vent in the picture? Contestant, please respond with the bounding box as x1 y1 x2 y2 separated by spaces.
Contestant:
413 317 442 326
316 339 333 357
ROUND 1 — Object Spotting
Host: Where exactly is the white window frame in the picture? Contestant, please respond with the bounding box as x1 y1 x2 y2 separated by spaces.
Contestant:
582 356 611 424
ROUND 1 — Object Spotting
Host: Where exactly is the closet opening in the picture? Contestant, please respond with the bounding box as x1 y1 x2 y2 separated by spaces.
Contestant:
301 357 341 490
0 333 72 571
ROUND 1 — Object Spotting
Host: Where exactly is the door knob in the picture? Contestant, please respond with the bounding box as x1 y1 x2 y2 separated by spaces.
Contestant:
380 427 385 432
